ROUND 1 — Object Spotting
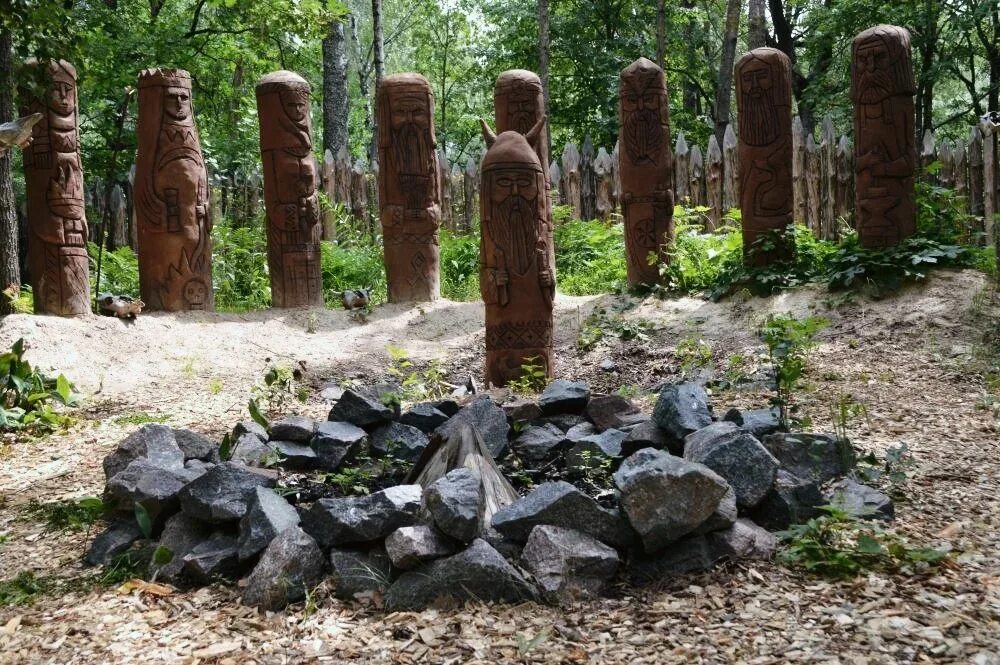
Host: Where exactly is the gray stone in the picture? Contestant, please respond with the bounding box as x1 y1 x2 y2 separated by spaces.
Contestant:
617 413 650 429
599 357 617 372
312 421 368 470
480 526 524 560
511 424 566 462
269 416 317 442
183 459 215 478
229 433 274 466
238 487 301 560
369 422 428 462
430 399 461 417
173 429 219 463
270 440 318 469
242 527 325 611
182 532 240 583
614 448 729 552
327 388 394 428
747 470 825 530
103 424 184 479
566 429 628 473
384 539 538 610
693 484 737 535
423 468 484 542
385 525 456 569
536 414 587 432
84 520 143 566
825 478 894 521
538 379 591 415
563 421 597 441
723 407 782 438
625 535 716 584
329 547 393 600
707 518 779 560
502 398 543 424
150 512 212 582
683 422 779 508
586 395 640 432
319 382 345 401
105 459 190 522
303 484 422 547
362 382 403 419
399 404 450 433
521 525 619 600
622 420 676 457
435 396 510 459
232 420 268 442
651 383 712 444
178 462 277 523
762 432 857 484
491 481 634 548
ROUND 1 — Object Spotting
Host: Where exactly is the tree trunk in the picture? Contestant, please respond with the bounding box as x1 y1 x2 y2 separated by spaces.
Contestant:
322 18 350 169
713 0 741 146
748 0 767 50
537 0 551 156
370 0 385 169
682 0 699 114
0 29 18 314
656 0 665 69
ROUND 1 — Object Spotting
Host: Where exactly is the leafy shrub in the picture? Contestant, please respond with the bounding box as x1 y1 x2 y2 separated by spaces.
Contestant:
26 497 104 531
212 219 271 312
0 338 80 433
759 314 827 429
554 217 627 295
440 228 480 301
661 209 743 294
88 242 140 297
915 176 978 245
320 232 387 308
826 234 972 294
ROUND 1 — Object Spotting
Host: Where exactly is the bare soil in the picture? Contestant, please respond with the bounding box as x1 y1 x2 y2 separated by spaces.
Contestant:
0 269 997 664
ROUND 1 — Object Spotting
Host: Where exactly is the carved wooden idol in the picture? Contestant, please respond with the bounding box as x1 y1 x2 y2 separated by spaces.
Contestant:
736 48 794 264
618 57 674 287
376 73 440 302
256 71 322 308
135 68 213 311
19 59 90 316
479 118 554 387
851 25 916 248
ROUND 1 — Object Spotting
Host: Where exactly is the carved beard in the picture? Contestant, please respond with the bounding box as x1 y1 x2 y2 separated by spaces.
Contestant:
510 109 534 134
624 107 662 164
858 68 894 105
392 122 426 176
496 194 537 275
740 93 779 146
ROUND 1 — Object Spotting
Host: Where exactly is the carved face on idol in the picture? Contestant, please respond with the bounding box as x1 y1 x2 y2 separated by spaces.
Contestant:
622 77 663 163
740 58 779 146
491 168 538 274
390 94 429 176
856 35 895 105
48 81 75 117
506 85 539 134
279 89 309 124
164 87 192 121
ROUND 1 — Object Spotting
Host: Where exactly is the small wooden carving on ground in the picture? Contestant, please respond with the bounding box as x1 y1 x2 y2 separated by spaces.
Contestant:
851 24 916 248
19 60 90 316
135 68 213 311
376 73 441 303
479 118 554 388
736 47 794 264
618 57 674 287
256 71 323 308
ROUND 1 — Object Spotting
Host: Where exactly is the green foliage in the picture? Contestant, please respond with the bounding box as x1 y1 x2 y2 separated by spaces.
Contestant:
577 304 652 351
88 243 140 297
660 209 743 294
675 333 713 375
553 215 627 295
915 179 979 245
856 443 916 500
320 234 387 308
212 219 271 312
113 411 169 426
386 345 450 401
252 364 306 415
25 497 105 531
0 338 80 433
759 314 828 429
829 393 870 442
779 506 947 578
826 234 973 294
439 229 481 301
506 357 550 395
0 572 53 607
134 503 152 540
2 285 33 314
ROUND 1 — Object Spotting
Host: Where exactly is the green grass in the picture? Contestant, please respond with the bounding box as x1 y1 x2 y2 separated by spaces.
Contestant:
24 497 105 531
113 411 170 426
0 572 54 606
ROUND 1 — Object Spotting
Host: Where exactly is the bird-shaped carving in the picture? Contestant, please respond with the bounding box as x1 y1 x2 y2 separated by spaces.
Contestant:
0 113 43 157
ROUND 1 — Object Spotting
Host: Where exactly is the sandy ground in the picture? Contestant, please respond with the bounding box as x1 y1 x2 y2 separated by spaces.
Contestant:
0 270 997 664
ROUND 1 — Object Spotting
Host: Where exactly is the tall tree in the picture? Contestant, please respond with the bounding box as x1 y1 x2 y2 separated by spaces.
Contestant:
370 0 385 166
713 0 741 145
323 17 350 164
748 0 767 50
656 0 665 69
0 28 16 313
538 0 550 125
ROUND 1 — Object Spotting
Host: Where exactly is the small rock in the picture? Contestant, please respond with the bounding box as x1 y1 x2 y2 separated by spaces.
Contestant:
329 548 393 599
430 399 461 417
762 432 857 484
538 380 591 415
707 518 778 560
327 389 394 428
521 525 619 600
232 420 269 442
626 535 715 584
399 404 450 433
566 429 627 473
312 421 368 470
586 395 640 431
84 520 144 566
423 468 484 542
269 440 317 469
599 358 617 372
303 484 423 547
512 424 566 462
384 539 538 610
491 480 633 548
563 421 597 441
362 382 403 419
319 382 345 401
103 424 184 480
825 478 894 521
502 398 543 424
150 512 212 582
268 416 317 443
242 527 325 611
747 469 825 530
183 459 215 478
622 420 676 457
369 422 428 462
435 396 510 459
105 459 190 522
182 532 240 583
683 422 779 508
238 487 301 560
614 448 729 552
228 434 274 467
722 407 782 438
694 484 737 535
178 462 277 523
651 383 712 444
173 429 219 463
385 525 455 569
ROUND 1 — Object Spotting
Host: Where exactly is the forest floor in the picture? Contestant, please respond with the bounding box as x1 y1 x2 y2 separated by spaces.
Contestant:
0 269 997 664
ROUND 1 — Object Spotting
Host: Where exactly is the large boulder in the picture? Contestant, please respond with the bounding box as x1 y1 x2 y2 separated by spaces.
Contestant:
683 422 779 508
707 518 779 560
384 539 538 610
173 429 219 463
385 525 455 569
651 384 712 444
613 448 729 552
312 421 368 470
566 429 627 473
722 408 782 438
491 481 634 548
327 389 394 429
242 527 325 611
228 433 274 467
511 424 566 462
521 525 619 601
303 484 422 548
149 512 212 582
399 404 450 433
435 396 510 459
762 433 856 484
502 398 543 424
269 440 317 469
238 487 301 560
84 520 144 566
178 462 277 523
825 478 894 521
747 470 825 530
693 484 737 535
105 459 191 522
232 420 268 442
538 380 591 415
329 547 393 600
369 422 428 462
585 395 640 432
182 532 240 583
622 420 676 457
423 468 484 542
268 416 317 443
103 424 185 479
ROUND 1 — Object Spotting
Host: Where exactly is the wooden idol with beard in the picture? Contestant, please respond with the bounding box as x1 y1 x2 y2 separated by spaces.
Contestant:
19 59 90 315
376 73 441 303
736 48 794 265
851 24 916 248
256 70 322 308
618 57 674 287
135 68 213 311
479 118 555 388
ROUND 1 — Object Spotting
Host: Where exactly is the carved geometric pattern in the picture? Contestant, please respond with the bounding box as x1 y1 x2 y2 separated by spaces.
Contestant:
486 321 553 350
